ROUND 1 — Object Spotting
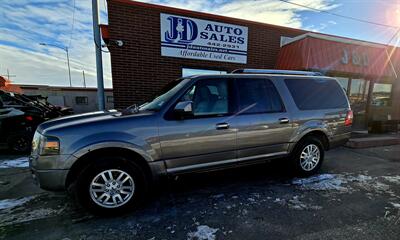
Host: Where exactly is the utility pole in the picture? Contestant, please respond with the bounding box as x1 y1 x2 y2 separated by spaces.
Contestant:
82 70 86 88
39 43 72 87
0 69 16 80
92 0 105 110
66 48 72 87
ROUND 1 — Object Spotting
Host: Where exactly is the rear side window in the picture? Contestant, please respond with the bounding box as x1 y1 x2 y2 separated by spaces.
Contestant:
285 78 348 110
237 78 284 114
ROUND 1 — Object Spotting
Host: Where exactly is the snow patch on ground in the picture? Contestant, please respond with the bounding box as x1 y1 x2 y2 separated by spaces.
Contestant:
0 208 64 227
383 176 400 185
0 196 35 210
187 225 219 240
292 173 399 198
291 174 348 192
0 157 29 168
0 194 68 227
273 195 322 210
391 202 400 209
288 196 322 210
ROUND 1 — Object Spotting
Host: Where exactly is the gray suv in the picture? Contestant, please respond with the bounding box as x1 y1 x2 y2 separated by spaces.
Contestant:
30 70 352 214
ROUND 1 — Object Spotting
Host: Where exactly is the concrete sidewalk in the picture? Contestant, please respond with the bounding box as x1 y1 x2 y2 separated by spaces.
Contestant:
346 132 400 148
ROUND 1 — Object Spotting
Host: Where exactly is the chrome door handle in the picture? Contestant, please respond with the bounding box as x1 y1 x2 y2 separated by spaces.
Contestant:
279 118 290 124
216 122 230 130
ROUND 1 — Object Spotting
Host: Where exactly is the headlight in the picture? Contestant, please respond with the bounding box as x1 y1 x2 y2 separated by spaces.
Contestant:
31 131 41 155
40 136 60 155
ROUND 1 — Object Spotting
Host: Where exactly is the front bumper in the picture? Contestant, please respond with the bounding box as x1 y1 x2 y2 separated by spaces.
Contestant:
30 167 69 191
29 154 77 191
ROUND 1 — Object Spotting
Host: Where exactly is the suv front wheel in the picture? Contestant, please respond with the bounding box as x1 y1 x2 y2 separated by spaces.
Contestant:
74 156 147 215
290 136 324 177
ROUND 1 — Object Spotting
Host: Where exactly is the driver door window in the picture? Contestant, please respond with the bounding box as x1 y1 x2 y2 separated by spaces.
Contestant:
159 78 236 172
181 78 229 117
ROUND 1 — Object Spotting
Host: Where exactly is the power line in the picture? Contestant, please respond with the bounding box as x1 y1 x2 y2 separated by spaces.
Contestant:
386 28 400 46
68 0 76 49
278 0 399 29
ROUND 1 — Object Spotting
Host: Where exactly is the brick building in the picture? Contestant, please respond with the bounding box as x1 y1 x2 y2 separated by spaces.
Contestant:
104 0 400 130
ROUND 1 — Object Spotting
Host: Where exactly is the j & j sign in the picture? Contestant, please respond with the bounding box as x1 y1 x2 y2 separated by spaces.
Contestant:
160 13 248 64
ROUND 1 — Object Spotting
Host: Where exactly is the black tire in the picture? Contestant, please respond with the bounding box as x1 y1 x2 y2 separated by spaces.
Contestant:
289 136 324 177
8 134 31 153
73 156 148 215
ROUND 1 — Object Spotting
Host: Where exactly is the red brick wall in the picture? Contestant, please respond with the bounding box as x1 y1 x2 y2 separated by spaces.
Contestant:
107 0 306 109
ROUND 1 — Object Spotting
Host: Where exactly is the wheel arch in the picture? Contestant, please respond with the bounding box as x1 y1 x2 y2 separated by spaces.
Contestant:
290 130 330 153
65 147 154 190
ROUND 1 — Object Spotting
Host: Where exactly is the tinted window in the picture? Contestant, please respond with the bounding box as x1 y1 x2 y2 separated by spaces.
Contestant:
181 78 229 116
285 78 348 110
75 96 88 105
237 78 284 114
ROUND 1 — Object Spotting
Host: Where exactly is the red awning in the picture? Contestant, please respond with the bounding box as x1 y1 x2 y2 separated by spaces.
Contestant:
276 33 398 79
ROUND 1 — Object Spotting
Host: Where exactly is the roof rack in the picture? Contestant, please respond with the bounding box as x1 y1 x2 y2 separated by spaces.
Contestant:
231 69 323 76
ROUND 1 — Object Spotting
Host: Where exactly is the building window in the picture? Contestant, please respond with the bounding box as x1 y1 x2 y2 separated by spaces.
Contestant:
349 79 369 109
182 68 227 77
107 96 114 103
75 96 88 105
348 78 370 129
372 83 392 107
335 77 349 93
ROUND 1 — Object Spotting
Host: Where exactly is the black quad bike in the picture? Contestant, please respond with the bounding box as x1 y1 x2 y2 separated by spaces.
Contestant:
0 90 73 153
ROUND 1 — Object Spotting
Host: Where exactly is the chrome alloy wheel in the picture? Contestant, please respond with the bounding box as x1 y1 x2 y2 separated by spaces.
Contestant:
89 169 135 208
299 144 320 171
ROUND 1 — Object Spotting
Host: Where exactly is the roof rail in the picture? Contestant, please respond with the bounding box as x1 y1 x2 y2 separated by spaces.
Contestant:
231 69 323 76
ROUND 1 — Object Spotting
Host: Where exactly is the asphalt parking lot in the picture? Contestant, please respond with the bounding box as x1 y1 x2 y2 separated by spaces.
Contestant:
0 145 400 240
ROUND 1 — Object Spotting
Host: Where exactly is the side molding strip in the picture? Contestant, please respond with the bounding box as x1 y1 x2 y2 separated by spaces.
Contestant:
166 151 288 174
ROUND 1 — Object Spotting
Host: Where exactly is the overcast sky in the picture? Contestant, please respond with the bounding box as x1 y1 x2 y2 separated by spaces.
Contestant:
1 0 400 88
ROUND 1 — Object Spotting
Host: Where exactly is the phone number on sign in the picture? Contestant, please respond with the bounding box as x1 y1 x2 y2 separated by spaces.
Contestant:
207 42 241 49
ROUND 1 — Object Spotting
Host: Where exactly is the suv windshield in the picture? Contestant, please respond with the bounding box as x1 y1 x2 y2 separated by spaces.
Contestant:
138 78 190 112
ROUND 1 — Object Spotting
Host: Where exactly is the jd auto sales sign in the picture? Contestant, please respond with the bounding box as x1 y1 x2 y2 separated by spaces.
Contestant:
160 13 248 64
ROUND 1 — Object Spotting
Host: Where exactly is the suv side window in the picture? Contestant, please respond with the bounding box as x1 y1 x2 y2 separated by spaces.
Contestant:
285 78 348 110
181 78 230 117
237 78 284 114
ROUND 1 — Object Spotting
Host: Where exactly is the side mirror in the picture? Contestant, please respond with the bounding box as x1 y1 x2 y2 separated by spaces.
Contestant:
174 101 193 117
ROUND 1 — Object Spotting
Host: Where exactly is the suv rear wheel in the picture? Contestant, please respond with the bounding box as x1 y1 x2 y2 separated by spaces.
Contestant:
74 156 147 215
290 136 324 177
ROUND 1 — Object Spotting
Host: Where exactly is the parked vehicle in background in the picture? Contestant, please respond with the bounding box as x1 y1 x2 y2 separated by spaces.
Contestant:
30 70 352 214
0 90 72 152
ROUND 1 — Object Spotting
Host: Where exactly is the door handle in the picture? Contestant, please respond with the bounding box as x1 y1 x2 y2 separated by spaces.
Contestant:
279 118 290 124
216 122 230 130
